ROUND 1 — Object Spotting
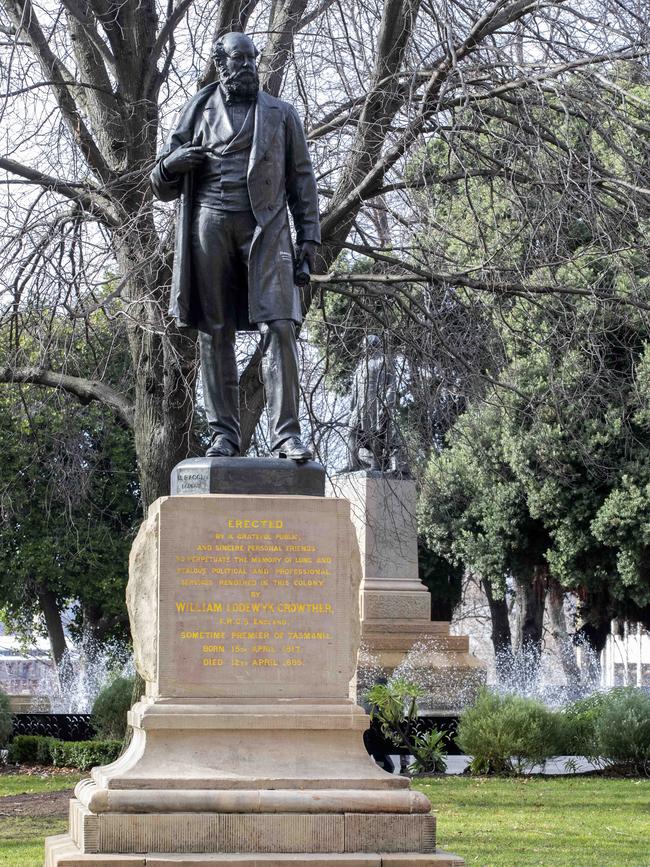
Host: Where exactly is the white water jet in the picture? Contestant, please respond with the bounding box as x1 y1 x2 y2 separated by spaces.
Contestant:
358 636 605 713
391 639 484 712
491 641 603 708
40 641 134 713
357 643 386 694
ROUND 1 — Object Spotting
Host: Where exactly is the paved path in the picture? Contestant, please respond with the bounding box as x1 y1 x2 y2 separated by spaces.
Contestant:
387 754 600 774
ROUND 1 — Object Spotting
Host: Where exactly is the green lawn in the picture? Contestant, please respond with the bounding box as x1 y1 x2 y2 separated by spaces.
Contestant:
0 774 648 866
0 817 68 867
0 773 82 867
0 773 82 798
414 776 650 866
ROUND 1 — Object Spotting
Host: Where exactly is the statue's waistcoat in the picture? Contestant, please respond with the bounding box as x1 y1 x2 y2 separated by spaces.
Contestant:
194 92 256 212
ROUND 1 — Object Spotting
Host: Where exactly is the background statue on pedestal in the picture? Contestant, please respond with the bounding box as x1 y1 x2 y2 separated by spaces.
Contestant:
344 334 408 474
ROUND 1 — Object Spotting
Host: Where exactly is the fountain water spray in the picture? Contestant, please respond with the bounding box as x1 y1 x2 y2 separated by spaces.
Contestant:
358 638 484 714
40 640 134 713
490 640 603 708
358 636 604 714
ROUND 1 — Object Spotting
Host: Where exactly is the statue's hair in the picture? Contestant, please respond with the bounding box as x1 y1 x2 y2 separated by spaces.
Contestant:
212 32 258 67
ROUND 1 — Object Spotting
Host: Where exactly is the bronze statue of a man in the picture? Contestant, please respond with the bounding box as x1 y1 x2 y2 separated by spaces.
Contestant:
151 31 320 462
345 334 407 474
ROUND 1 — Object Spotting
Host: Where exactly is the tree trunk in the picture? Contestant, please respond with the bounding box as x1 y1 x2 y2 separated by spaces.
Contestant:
514 571 546 675
482 578 512 674
116 207 201 509
258 0 310 97
546 581 581 685
515 573 546 656
36 586 67 668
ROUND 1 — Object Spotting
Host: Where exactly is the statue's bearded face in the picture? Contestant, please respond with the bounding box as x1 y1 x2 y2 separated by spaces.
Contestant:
214 33 259 102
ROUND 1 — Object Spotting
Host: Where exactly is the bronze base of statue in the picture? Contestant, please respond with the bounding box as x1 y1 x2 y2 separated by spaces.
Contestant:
170 455 324 496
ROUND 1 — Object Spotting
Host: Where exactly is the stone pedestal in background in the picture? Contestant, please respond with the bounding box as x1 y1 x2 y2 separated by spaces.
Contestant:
45 460 464 866
330 471 485 713
7 694 51 712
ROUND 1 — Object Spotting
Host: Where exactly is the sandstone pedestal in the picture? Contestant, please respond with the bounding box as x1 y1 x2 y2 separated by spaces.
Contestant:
329 472 485 712
46 471 464 866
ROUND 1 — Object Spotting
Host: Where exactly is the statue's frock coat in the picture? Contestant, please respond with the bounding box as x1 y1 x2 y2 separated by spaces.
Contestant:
150 86 321 331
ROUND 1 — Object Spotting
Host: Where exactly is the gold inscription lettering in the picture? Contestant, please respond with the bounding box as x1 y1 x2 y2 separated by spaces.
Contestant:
175 601 223 613
173 515 336 679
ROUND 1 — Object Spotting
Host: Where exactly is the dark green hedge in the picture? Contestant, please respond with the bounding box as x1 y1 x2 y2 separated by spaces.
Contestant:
8 734 121 770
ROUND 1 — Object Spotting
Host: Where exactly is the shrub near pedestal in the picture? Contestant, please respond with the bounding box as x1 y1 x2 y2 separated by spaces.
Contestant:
456 688 564 774
595 688 650 773
457 686 650 776
91 675 134 740
366 679 449 773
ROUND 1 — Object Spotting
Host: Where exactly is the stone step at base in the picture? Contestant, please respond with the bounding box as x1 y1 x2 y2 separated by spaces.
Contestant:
46 834 465 867
360 620 451 635
361 631 470 653
69 801 435 856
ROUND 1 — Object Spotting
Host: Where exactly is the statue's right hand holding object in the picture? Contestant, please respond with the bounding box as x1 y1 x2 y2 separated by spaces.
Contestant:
163 144 207 175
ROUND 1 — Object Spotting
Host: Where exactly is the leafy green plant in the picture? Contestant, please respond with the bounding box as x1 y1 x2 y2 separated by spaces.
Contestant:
561 691 611 760
366 679 422 743
562 687 650 773
365 679 448 774
91 675 134 740
9 735 58 765
456 688 563 774
36 736 57 765
409 728 448 774
594 687 650 774
0 686 12 748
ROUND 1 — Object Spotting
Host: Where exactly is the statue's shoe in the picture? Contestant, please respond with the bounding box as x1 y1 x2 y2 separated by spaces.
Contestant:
272 436 313 463
206 435 240 458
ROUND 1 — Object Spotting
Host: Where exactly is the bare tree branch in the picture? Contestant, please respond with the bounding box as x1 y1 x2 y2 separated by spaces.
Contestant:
146 0 196 97
258 0 309 97
4 0 113 181
0 368 134 427
60 0 115 68
0 157 120 225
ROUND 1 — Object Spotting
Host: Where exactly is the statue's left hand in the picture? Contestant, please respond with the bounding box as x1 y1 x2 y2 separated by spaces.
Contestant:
297 241 317 272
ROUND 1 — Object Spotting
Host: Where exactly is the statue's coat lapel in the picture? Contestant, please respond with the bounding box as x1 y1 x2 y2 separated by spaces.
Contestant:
249 91 282 171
